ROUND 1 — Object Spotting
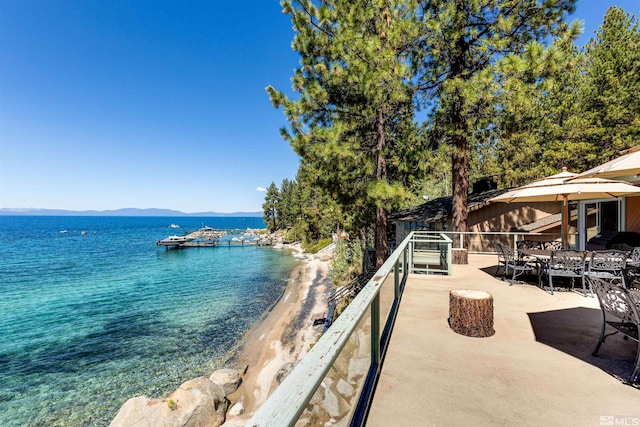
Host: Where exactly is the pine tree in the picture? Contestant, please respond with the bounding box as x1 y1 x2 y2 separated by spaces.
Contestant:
494 28 584 185
262 182 280 232
581 6 640 162
268 0 426 267
414 0 576 261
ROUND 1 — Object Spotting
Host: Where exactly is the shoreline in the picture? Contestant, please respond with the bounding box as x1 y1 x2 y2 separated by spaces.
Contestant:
221 244 332 425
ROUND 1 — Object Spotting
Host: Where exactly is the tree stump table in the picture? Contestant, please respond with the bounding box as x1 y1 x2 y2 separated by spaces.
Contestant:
449 290 495 337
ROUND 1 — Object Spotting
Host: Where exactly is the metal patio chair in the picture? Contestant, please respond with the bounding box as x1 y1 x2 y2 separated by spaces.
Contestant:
587 276 640 385
495 242 509 277
542 240 563 251
516 240 542 262
586 250 628 293
627 247 640 267
623 266 640 290
496 242 536 284
540 250 587 295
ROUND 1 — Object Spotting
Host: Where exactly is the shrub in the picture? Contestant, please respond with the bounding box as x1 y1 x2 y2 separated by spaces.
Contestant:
167 399 178 411
330 239 364 288
302 238 332 254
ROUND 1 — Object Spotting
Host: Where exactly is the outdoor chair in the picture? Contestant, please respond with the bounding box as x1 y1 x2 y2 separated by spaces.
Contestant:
623 267 640 290
495 242 509 277
516 240 542 261
587 276 640 385
496 243 536 284
540 250 587 295
586 249 627 282
627 247 640 267
542 240 563 251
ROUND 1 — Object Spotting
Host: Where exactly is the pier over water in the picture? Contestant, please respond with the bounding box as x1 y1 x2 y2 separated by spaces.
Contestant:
156 227 269 249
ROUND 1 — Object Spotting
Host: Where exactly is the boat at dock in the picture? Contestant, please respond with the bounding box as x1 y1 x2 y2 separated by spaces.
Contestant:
156 235 195 246
157 227 271 249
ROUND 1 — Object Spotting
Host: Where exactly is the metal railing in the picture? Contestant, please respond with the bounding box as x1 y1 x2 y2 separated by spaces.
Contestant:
409 231 452 274
405 231 567 255
248 232 451 427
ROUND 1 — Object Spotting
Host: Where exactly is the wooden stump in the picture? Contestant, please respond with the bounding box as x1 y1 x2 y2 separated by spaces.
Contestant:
449 290 495 337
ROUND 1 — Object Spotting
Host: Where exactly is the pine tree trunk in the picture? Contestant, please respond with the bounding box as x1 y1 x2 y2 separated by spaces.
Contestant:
375 206 387 268
451 90 468 264
375 108 388 269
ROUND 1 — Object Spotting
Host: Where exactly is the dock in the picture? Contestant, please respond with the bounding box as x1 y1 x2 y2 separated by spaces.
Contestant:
156 227 270 250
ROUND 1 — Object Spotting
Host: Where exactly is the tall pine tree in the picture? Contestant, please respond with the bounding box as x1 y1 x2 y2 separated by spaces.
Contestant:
268 0 425 267
581 6 640 162
262 182 280 232
414 0 576 262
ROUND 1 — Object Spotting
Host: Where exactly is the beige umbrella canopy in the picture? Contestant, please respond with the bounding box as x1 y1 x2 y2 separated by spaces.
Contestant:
490 167 640 247
576 146 640 180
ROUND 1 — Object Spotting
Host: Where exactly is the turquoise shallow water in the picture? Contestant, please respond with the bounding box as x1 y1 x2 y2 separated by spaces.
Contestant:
0 216 298 426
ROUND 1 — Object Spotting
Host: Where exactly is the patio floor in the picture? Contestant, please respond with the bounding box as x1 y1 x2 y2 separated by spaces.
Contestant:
367 254 639 427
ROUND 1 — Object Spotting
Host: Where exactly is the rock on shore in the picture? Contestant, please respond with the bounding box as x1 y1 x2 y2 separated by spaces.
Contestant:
110 368 245 427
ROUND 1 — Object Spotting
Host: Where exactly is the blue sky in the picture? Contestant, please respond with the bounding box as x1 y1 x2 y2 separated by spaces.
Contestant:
0 1 638 213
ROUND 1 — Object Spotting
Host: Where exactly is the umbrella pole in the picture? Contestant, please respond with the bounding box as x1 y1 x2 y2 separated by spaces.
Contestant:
562 195 569 249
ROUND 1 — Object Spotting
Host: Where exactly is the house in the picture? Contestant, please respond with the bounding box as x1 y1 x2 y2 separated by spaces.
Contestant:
392 146 640 251
390 180 563 251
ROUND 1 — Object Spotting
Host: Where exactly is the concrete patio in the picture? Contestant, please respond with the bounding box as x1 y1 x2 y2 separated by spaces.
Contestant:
368 254 639 427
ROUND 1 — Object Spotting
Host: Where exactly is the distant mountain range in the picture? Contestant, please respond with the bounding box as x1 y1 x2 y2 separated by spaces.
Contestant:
0 208 263 217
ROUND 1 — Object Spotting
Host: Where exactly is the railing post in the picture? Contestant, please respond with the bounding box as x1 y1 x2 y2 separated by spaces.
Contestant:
409 238 414 274
394 258 399 299
403 245 408 275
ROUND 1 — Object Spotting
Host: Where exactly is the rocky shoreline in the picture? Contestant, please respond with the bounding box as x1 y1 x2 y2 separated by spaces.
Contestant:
110 243 333 427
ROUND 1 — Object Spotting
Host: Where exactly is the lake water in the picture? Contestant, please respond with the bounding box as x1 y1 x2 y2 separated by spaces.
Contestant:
0 216 298 426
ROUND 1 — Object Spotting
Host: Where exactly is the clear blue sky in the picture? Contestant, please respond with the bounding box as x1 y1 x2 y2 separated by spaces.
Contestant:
0 1 638 213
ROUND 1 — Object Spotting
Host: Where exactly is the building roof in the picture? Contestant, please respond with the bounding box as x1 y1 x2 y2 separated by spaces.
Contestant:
390 188 511 223
515 212 561 232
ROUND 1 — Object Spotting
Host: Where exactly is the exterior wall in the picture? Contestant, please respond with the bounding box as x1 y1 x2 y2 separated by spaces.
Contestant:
468 201 558 233
466 202 559 252
394 201 561 251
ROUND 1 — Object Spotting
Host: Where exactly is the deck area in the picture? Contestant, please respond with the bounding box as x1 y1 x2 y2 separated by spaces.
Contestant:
368 255 639 426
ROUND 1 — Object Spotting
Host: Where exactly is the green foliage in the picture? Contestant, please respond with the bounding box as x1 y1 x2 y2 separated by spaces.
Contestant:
330 239 364 287
166 399 177 411
492 6 640 182
580 7 640 161
301 237 333 254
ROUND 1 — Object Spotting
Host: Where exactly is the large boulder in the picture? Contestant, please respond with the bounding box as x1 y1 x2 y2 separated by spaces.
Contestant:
209 369 243 396
110 377 228 427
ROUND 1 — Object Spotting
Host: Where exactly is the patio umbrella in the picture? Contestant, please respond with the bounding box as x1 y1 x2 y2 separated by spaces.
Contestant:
576 146 640 180
489 168 640 247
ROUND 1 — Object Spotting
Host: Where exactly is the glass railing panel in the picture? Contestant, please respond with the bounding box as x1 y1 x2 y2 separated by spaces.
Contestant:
412 236 443 273
410 233 451 274
293 307 372 426
378 272 396 336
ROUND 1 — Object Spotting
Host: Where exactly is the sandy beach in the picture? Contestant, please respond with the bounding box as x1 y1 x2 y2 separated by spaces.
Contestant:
221 245 332 426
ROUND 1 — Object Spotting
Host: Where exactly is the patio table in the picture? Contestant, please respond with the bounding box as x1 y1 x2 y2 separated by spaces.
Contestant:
518 249 553 260
519 249 595 260
519 249 593 294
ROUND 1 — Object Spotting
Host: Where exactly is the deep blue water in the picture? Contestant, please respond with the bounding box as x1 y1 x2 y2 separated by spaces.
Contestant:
0 216 298 426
